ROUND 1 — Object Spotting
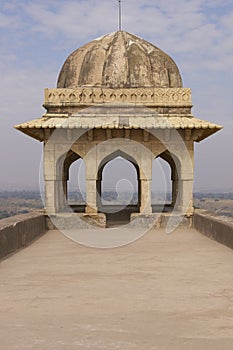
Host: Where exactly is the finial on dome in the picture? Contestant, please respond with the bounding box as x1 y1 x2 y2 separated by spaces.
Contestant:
118 0 122 31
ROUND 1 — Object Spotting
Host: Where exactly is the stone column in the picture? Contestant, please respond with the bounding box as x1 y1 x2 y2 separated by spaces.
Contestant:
61 164 69 210
44 143 69 214
139 150 152 214
85 179 98 214
177 179 194 216
171 169 179 207
55 155 68 212
137 179 141 210
44 180 57 215
85 149 98 214
172 179 179 207
44 177 66 213
57 179 67 211
63 179 68 202
140 179 152 214
167 142 194 216
96 179 102 211
44 147 57 214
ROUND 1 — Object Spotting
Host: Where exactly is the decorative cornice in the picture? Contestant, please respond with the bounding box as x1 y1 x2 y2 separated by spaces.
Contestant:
44 87 192 108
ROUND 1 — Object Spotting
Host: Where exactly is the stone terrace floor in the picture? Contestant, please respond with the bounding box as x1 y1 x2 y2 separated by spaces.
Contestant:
1 228 233 349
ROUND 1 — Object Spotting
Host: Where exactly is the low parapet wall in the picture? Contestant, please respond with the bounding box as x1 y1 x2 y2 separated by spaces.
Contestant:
0 212 47 260
193 209 233 250
1 210 233 259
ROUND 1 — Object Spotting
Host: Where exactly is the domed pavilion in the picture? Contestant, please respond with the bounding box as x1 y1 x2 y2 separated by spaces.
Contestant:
15 31 222 225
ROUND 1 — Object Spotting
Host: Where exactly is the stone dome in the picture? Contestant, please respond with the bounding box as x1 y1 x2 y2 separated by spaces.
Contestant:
57 31 182 89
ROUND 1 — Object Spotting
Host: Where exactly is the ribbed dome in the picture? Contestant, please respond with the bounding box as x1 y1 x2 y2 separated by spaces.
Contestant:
57 31 182 89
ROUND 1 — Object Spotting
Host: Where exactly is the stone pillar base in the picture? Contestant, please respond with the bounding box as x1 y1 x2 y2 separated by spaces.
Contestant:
177 205 194 217
139 206 152 215
45 206 56 216
85 205 98 214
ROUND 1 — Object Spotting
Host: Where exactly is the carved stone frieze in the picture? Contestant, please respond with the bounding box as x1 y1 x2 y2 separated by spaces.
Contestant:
44 87 192 108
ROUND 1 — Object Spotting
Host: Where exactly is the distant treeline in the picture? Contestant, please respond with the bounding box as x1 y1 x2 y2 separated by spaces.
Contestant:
0 190 233 220
0 190 233 200
0 190 42 200
0 210 30 220
194 192 233 200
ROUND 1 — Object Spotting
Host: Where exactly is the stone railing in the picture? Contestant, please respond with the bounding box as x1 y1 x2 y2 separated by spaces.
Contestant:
193 209 233 250
44 87 192 108
0 212 47 260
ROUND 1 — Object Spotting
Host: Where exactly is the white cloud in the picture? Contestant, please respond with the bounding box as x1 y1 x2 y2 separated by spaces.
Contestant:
15 0 232 74
24 0 117 40
0 11 20 29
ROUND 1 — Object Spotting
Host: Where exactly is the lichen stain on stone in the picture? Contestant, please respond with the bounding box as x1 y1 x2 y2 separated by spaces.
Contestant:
79 45 108 86
57 31 183 89
128 43 152 87
103 32 128 88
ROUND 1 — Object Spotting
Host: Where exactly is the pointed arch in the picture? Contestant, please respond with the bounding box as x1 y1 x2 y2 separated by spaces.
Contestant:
98 149 139 172
152 150 181 212
55 149 86 212
96 150 141 226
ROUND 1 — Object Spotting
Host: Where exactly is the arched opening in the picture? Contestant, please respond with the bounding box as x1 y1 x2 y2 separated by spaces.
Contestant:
55 150 86 213
152 151 180 213
67 158 86 212
97 152 140 227
152 157 172 212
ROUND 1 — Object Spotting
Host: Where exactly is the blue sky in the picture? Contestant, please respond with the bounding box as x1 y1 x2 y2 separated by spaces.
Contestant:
0 0 232 191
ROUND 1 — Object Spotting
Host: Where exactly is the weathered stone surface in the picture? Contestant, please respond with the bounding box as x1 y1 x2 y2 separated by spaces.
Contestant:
46 213 106 230
14 30 223 224
0 212 47 260
57 31 183 89
193 209 233 250
44 87 192 108
1 227 233 349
